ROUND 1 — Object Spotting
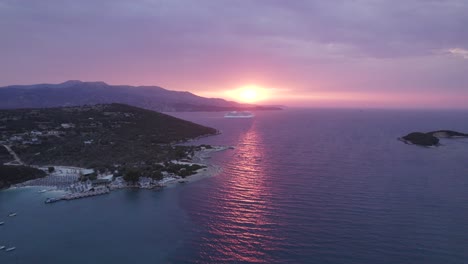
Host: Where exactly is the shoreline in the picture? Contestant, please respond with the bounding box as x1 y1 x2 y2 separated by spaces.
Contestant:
3 145 230 199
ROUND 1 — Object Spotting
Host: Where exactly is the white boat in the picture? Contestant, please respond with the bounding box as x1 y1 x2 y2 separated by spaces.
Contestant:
8 213 17 217
0 246 5 250
0 221 4 225
5 247 16 252
224 111 254 118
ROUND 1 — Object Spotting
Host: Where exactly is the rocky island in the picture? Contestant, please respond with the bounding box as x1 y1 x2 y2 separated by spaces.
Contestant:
0 103 226 194
400 130 468 146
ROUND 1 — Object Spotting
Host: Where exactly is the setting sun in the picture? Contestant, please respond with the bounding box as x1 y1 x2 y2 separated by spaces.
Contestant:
240 88 258 103
225 85 270 103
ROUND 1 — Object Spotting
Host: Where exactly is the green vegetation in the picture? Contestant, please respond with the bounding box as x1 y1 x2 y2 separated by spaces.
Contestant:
402 132 439 146
123 169 141 183
401 130 468 146
164 162 206 178
0 165 46 189
0 103 217 171
0 146 12 164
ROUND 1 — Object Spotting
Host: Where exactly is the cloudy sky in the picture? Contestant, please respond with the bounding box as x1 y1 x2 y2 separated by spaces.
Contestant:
1 0 467 108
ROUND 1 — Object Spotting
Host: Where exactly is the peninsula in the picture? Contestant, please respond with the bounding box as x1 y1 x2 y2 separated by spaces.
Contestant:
0 103 225 193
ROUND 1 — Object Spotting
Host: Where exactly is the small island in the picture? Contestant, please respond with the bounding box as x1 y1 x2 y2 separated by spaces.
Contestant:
400 130 468 146
0 103 229 199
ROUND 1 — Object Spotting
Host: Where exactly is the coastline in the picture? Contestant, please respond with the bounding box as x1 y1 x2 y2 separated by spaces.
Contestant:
2 145 230 200
159 145 229 188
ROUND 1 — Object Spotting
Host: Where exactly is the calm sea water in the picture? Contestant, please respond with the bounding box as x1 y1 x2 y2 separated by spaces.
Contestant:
1 109 468 263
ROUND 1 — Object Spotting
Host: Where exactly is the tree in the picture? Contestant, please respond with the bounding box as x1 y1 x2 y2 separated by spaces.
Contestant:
48 166 55 173
88 172 98 180
149 170 163 180
123 169 140 183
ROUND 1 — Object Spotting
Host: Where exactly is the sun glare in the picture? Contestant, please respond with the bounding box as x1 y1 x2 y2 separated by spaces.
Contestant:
233 85 267 103
240 89 258 102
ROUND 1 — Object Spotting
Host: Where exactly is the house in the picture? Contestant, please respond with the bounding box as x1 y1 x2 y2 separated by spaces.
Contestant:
83 140 94 144
138 177 154 188
47 130 61 136
30 130 43 136
80 169 95 176
69 180 93 193
92 179 111 186
61 123 75 129
9 135 23 141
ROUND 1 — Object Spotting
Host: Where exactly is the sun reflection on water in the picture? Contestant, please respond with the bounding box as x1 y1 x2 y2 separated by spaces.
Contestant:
197 124 282 263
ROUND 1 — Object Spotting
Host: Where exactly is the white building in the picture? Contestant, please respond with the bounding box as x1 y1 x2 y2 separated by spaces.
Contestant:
47 130 61 136
30 130 43 136
61 123 75 129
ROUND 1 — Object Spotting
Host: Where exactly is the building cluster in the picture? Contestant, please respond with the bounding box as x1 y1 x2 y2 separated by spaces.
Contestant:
0 119 105 146
68 179 109 193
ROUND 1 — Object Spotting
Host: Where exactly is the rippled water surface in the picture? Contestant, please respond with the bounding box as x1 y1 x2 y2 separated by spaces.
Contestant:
1 109 468 263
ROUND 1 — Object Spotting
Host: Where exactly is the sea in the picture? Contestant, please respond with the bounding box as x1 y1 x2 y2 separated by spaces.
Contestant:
1 109 468 264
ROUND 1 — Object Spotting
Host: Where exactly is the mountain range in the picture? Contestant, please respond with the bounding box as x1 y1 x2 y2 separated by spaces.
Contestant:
0 80 282 112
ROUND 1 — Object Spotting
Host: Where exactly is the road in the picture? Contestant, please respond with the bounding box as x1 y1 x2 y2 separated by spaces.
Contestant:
2 144 24 165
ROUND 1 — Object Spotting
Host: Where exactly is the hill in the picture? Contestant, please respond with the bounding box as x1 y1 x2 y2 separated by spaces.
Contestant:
0 165 46 189
0 103 218 169
0 80 282 112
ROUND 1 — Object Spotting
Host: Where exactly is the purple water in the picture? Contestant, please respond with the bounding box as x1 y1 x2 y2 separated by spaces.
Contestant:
1 109 467 263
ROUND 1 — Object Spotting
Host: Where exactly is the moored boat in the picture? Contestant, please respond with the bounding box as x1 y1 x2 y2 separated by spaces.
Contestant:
45 197 62 204
0 245 5 250
8 213 17 217
5 247 16 252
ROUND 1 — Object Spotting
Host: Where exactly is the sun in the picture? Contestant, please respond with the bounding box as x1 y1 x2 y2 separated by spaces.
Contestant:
222 84 270 103
235 85 266 103
240 89 258 103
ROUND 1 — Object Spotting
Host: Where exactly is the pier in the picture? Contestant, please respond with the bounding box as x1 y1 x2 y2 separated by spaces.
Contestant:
63 189 109 200
45 189 109 204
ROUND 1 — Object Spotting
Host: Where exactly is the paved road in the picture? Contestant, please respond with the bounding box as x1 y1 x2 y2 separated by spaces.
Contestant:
2 144 24 165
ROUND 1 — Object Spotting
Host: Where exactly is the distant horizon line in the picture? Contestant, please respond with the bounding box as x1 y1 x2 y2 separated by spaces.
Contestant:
1 80 467 111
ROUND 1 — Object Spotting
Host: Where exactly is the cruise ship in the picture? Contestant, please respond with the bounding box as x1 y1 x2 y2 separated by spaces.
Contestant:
224 111 254 118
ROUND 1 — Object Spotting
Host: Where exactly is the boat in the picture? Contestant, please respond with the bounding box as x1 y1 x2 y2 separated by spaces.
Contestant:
0 221 4 225
5 247 16 252
0 246 5 250
224 111 254 118
38 189 47 193
45 197 62 204
8 213 17 217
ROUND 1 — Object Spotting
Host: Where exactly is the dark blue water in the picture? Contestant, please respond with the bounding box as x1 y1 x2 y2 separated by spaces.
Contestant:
1 109 468 263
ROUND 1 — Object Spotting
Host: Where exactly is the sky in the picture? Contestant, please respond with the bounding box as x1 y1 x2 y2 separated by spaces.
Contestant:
1 0 467 108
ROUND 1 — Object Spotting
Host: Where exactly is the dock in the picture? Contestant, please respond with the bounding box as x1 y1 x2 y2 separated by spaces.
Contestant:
45 189 109 204
63 189 109 200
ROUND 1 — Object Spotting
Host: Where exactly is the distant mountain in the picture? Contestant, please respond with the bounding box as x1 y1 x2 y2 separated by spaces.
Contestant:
0 80 282 111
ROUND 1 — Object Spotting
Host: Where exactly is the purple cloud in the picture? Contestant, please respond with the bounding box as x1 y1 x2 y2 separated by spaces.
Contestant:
0 0 467 107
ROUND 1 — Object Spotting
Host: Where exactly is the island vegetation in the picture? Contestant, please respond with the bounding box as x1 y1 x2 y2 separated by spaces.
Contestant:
400 130 468 146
